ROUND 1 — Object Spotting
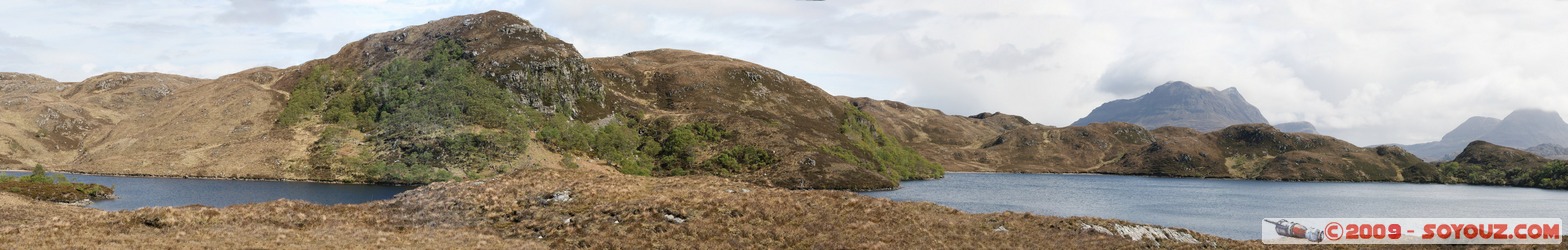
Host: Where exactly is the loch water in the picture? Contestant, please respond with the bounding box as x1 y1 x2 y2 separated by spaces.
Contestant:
860 173 1568 239
4 171 415 211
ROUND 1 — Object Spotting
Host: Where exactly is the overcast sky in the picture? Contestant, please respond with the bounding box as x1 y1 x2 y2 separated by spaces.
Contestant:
3 0 1567 146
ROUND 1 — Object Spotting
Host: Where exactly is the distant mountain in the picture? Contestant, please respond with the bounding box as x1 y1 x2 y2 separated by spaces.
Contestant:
1401 109 1568 161
1274 121 1318 134
1479 109 1568 146
1072 81 1268 132
1525 143 1568 160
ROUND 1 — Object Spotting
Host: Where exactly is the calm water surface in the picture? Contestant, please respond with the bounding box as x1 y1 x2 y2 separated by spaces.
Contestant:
860 173 1568 240
5 171 415 211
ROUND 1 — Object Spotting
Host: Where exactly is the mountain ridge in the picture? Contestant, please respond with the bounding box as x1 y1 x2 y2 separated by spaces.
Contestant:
1401 109 1568 161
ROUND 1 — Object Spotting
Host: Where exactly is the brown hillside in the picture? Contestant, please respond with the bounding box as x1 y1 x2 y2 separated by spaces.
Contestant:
4 11 936 190
0 70 305 179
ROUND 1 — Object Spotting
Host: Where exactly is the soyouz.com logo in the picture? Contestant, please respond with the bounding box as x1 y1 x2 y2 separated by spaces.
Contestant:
1262 218 1562 244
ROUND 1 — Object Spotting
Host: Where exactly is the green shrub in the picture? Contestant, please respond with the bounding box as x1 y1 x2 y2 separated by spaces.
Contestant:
705 146 778 174
834 104 943 180
273 39 544 183
1438 161 1568 190
1 164 116 201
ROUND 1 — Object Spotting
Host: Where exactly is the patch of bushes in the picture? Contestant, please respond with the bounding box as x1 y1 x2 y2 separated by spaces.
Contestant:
1438 161 1568 189
704 146 778 174
831 104 943 180
1 164 115 202
537 115 759 177
277 65 358 127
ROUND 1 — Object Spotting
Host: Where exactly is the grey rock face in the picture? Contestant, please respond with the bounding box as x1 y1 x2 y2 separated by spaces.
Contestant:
1072 81 1268 132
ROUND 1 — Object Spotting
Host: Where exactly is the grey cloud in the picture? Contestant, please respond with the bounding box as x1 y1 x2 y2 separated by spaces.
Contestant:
0 31 42 72
216 0 314 26
1094 55 1166 96
871 34 954 61
956 43 1051 72
0 31 44 49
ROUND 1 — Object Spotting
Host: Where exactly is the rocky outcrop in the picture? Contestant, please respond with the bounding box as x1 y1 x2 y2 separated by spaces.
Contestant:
1072 81 1269 132
296 11 603 116
1401 109 1568 161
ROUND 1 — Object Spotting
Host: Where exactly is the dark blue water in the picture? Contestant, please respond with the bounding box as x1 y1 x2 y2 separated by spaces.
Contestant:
860 173 1568 240
4 171 416 211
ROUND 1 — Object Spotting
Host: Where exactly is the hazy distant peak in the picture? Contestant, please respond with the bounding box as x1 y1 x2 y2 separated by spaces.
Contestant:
1440 116 1502 142
1500 108 1564 124
1274 121 1318 134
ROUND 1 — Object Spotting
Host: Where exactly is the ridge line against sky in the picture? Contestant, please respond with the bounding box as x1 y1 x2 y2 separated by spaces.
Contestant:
2 0 1567 146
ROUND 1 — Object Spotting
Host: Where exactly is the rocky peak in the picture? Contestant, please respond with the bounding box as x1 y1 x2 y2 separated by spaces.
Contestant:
1072 81 1269 132
304 10 602 115
1476 109 1568 148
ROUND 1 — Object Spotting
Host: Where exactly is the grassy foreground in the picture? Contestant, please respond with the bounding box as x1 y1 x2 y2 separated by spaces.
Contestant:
1 166 1249 249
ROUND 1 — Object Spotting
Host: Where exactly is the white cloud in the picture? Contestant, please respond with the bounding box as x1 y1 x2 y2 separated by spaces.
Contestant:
215 0 314 26
2 0 1567 146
